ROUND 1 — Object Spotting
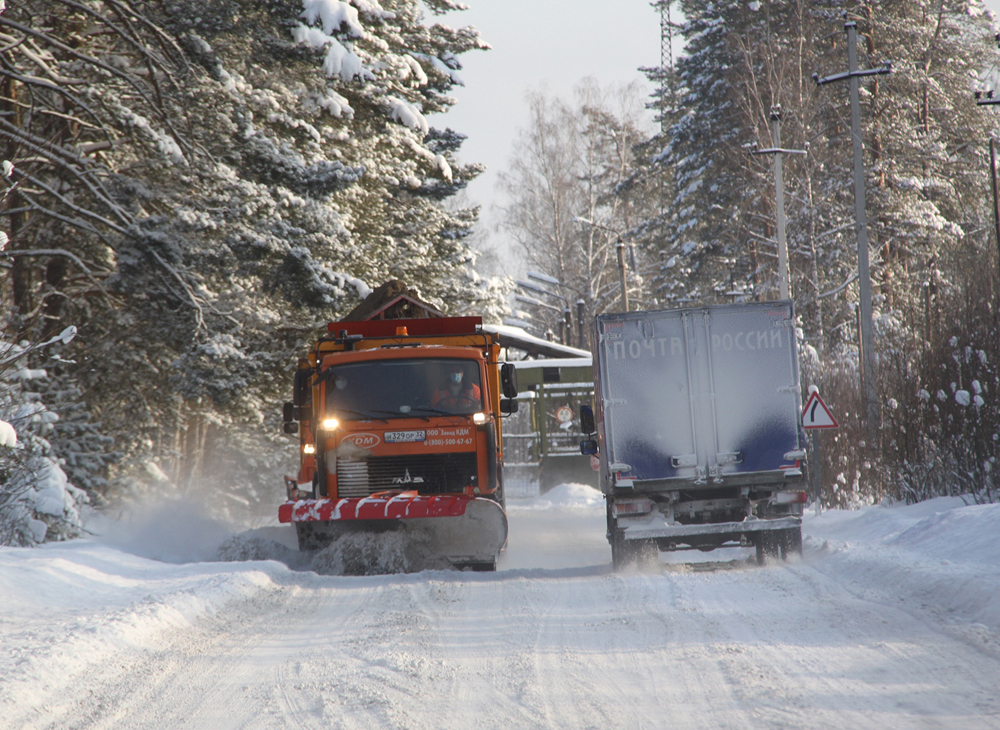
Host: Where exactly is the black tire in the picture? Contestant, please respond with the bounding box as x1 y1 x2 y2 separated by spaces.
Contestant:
634 539 658 566
608 498 657 570
295 522 334 551
451 558 497 571
492 465 506 511
611 533 657 570
315 454 328 497
779 527 803 559
463 560 497 572
610 533 630 569
755 531 780 565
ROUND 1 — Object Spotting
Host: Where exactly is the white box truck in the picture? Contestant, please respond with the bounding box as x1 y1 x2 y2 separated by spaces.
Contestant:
580 301 807 568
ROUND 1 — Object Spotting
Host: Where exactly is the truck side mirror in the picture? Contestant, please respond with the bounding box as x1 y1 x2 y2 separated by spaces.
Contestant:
283 421 299 435
500 398 519 414
500 363 518 399
293 368 313 407
283 402 296 422
580 404 595 435
580 439 598 455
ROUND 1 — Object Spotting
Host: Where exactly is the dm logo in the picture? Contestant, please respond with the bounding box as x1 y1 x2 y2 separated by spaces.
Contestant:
344 432 380 448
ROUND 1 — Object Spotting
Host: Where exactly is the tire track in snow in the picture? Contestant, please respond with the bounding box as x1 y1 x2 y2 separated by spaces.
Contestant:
41 576 366 730
665 556 1000 729
11 499 1000 730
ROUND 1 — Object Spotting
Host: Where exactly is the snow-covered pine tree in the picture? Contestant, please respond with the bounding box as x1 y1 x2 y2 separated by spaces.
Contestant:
1 0 501 510
638 0 761 304
0 326 89 546
625 0 1000 503
845 1 1000 504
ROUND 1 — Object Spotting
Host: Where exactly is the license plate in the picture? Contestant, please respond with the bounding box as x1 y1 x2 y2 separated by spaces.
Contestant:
384 430 426 443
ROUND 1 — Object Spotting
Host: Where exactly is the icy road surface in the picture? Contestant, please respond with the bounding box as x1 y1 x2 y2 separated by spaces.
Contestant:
2 486 1000 730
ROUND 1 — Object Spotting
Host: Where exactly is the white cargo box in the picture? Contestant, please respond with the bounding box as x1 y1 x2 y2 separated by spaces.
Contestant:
594 301 804 489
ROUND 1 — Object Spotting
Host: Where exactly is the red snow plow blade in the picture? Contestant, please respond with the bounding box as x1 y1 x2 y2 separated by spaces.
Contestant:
280 491 474 522
279 492 508 570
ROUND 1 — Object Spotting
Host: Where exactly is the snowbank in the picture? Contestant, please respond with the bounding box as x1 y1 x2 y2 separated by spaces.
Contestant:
0 540 289 720
807 497 1000 643
507 482 604 510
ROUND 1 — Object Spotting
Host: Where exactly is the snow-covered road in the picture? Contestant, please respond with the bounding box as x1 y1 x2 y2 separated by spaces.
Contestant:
2 487 1000 729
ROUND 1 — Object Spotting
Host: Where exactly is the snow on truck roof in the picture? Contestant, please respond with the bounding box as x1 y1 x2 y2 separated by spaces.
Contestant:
506 357 593 370
482 323 591 361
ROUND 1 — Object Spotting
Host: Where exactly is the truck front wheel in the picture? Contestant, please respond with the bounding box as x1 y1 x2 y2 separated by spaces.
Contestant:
296 522 334 551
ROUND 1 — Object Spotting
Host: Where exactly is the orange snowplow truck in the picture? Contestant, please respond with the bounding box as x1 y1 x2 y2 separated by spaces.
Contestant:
278 316 518 571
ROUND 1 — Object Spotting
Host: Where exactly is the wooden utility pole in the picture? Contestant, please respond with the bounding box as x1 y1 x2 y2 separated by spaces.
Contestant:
814 20 891 434
751 106 806 300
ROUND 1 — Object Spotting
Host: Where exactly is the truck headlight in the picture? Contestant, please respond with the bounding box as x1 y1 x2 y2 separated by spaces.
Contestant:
322 417 340 430
303 444 315 455
472 412 488 425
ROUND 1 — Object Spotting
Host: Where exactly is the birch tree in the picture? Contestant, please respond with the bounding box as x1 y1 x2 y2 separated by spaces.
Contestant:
497 80 654 334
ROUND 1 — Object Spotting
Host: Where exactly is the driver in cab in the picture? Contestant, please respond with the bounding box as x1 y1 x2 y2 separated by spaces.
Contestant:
431 363 481 412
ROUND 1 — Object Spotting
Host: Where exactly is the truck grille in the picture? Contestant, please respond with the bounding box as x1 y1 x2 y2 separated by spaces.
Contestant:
336 453 478 498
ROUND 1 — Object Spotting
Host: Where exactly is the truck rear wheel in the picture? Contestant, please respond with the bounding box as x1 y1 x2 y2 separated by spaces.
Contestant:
611 535 657 570
610 535 628 569
755 531 780 565
779 527 803 559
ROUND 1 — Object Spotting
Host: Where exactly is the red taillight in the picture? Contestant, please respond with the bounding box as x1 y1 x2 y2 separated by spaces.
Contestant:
775 490 807 504
611 499 654 517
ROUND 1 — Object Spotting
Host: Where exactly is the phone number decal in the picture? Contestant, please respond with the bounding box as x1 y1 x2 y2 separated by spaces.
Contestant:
427 437 474 446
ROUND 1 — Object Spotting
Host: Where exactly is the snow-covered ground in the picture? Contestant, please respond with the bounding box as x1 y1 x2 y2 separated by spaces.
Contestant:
2 486 999 729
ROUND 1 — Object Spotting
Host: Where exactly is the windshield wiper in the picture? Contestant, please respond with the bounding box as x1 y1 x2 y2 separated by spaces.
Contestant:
408 406 472 417
335 408 389 423
371 409 430 422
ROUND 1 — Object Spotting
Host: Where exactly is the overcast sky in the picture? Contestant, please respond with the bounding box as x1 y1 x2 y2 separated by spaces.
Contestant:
440 1 1000 275
439 0 663 273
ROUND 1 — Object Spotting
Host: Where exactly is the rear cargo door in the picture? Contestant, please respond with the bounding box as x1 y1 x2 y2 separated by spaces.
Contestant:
698 303 802 476
596 310 696 482
596 303 802 484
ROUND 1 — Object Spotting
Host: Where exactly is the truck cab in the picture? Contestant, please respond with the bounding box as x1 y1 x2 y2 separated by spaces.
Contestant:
280 317 516 570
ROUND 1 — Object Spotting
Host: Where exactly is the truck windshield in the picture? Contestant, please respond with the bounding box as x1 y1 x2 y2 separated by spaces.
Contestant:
325 358 483 420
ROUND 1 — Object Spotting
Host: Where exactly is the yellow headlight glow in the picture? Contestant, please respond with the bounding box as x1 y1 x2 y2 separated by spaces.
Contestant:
303 444 316 454
322 418 340 430
472 412 488 425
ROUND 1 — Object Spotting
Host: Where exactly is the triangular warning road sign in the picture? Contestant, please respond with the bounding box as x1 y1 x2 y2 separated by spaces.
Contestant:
802 391 839 429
